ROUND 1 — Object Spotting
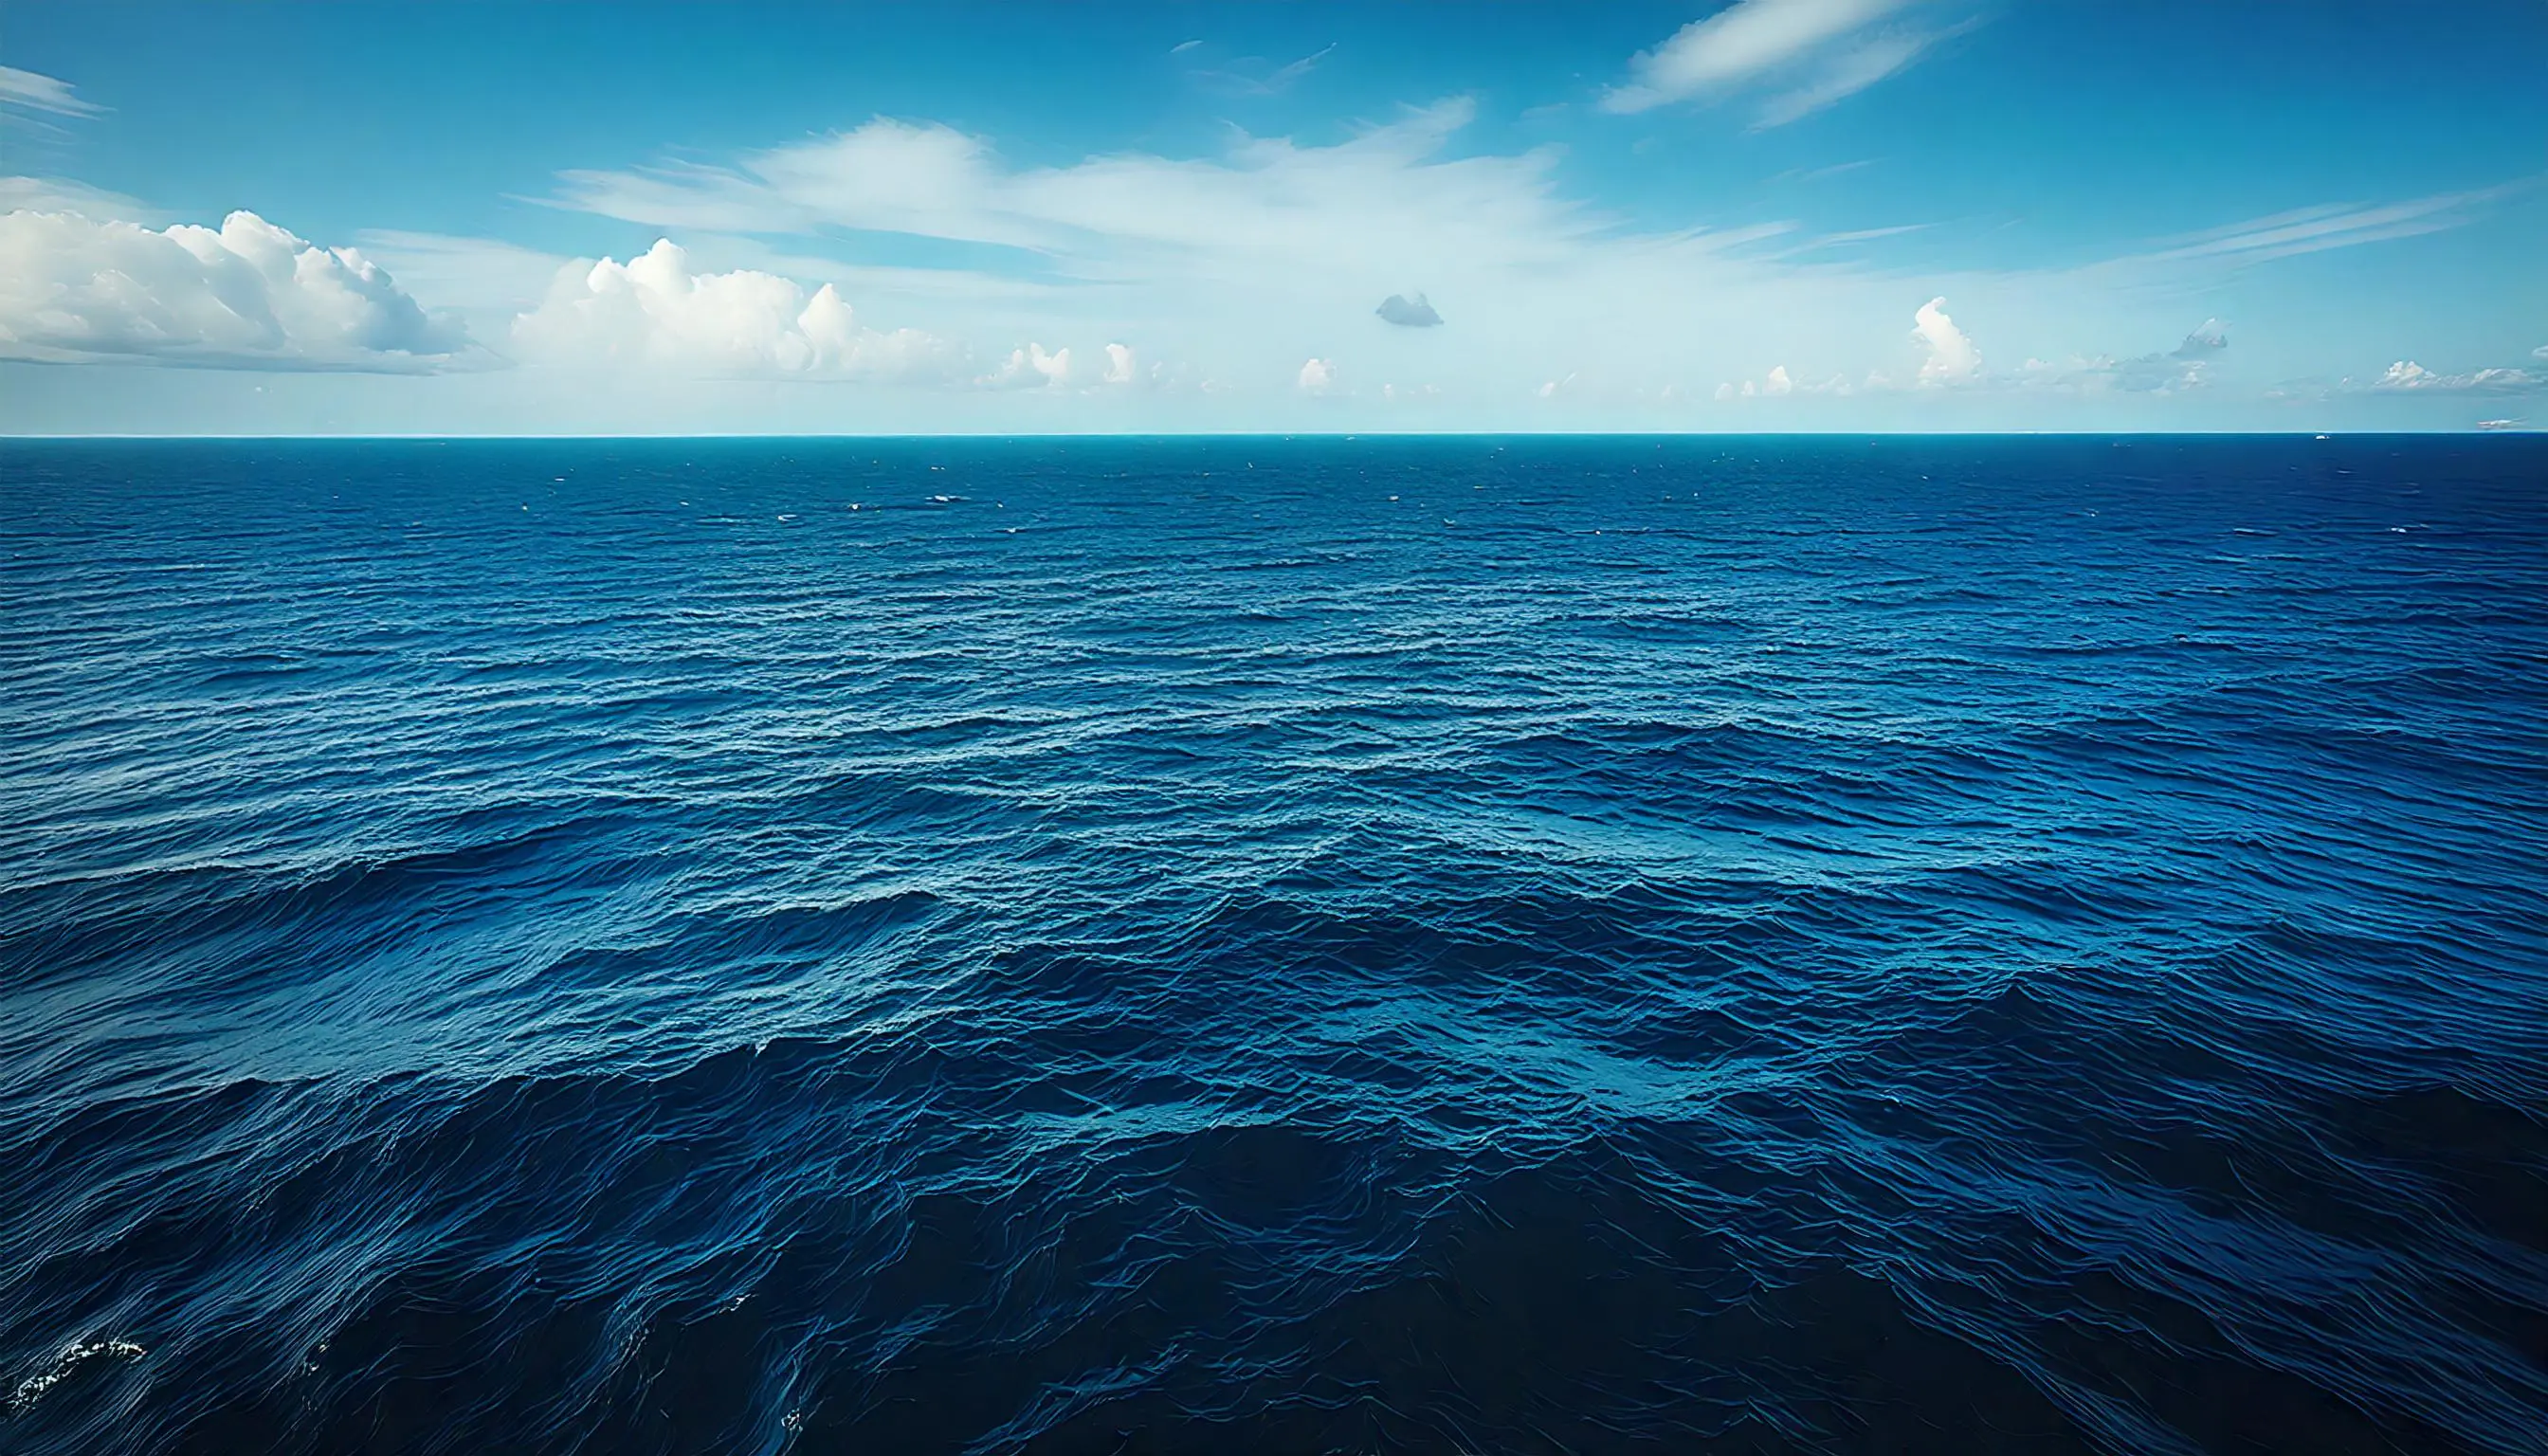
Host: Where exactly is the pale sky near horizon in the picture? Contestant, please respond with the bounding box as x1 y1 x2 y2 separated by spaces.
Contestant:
3 1 2545 434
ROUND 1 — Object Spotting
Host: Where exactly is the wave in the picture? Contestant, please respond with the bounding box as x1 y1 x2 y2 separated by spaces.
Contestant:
3 435 2544 1453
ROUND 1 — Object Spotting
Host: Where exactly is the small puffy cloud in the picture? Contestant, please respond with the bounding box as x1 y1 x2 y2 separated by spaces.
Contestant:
1713 367 1853 399
1375 292 1443 327
1912 296 1980 385
2174 318 2229 358
0 208 471 370
511 238 955 380
2368 360 2542 393
2534 344 2548 361
2099 320 2228 392
0 66 100 119
1298 356 1338 393
982 342 1073 389
1096 342 1182 390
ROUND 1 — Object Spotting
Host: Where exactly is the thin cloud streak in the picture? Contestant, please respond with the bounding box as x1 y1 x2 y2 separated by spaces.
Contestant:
0 65 102 118
1752 28 1936 129
1599 0 1972 126
2130 181 2532 265
1603 0 1910 113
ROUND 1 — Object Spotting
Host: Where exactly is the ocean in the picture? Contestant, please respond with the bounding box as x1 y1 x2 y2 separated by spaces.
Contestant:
1 435 2542 1454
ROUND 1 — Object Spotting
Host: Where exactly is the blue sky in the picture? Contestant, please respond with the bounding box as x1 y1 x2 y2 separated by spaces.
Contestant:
4 0 2544 433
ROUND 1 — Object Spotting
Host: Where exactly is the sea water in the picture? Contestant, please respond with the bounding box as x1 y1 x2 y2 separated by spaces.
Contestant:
1 436 2541 1453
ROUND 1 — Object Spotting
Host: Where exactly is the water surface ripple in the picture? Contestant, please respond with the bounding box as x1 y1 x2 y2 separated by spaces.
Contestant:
2 437 2542 1454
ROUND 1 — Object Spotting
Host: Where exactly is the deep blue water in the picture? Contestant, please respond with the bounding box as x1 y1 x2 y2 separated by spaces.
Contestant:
1 436 2543 1455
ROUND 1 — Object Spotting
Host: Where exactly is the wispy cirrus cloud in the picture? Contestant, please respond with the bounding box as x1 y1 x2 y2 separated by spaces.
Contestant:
1752 27 1952 129
1600 0 1972 127
1186 43 1337 98
549 98 1604 275
2128 182 2531 265
0 65 101 119
0 174 151 221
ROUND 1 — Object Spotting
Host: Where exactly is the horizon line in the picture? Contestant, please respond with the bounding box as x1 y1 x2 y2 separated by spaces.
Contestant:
2 428 2537 443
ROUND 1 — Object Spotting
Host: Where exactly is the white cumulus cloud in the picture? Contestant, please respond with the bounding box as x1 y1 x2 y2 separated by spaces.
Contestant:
982 341 1074 389
0 208 471 370
1913 296 1980 385
2368 359 2542 393
1720 364 1850 398
1298 356 1338 393
511 238 955 380
1102 342 1138 385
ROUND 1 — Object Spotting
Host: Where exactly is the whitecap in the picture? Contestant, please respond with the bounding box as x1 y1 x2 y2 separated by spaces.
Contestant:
10 1338 145 1412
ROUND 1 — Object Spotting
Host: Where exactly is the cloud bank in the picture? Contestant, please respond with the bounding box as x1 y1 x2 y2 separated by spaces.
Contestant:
0 209 470 370
538 99 1942 398
2366 360 2543 393
4 74 2513 432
